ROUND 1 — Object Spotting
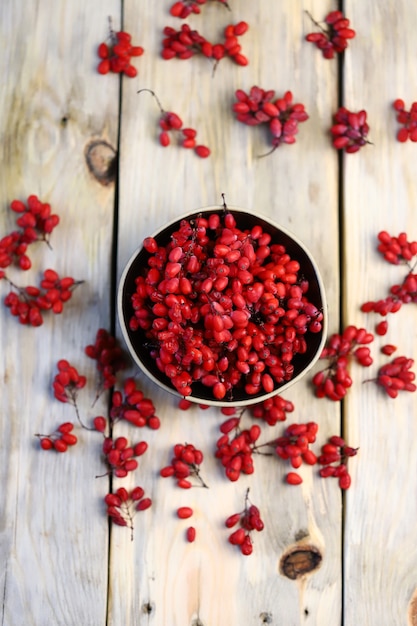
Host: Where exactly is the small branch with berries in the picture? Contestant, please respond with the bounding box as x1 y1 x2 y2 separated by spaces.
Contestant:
232 86 309 156
137 89 211 158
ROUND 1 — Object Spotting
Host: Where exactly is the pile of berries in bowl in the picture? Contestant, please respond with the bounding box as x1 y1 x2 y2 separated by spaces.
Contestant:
118 205 327 406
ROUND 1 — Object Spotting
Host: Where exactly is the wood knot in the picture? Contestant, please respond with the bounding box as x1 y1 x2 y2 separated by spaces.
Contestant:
280 545 322 580
408 588 417 625
142 601 154 614
85 139 117 185
260 612 273 623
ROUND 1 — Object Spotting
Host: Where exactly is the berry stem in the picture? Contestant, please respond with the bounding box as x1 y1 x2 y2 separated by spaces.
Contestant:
137 88 166 113
305 10 328 35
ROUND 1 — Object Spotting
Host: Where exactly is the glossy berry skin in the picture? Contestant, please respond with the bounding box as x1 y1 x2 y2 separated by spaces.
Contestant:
305 10 356 59
318 437 358 489
138 89 211 158
129 210 323 401
376 356 416 398
35 422 78 452
392 100 417 142
232 86 308 155
312 325 374 401
160 442 207 488
226 493 264 555
97 29 144 77
161 22 249 68
330 107 370 153
105 487 151 539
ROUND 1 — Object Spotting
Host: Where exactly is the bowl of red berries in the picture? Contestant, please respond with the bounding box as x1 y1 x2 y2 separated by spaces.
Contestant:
118 204 327 407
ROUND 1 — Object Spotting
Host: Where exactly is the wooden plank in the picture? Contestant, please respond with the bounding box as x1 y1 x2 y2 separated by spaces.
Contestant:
0 1 120 624
343 2 417 625
113 1 342 624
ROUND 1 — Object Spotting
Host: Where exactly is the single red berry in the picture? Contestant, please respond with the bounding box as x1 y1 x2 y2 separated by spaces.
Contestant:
177 506 193 519
286 472 302 485
186 526 196 542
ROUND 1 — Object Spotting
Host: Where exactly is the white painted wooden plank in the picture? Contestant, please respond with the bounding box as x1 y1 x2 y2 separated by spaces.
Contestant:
0 1 120 624
113 2 342 625
343 2 417 625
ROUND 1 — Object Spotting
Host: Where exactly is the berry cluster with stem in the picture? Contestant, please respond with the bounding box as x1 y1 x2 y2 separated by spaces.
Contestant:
373 356 416 398
35 422 78 452
138 89 210 158
312 325 374 401
318 436 358 490
0 196 83 327
216 411 260 482
161 21 249 69
331 107 371 153
305 10 356 59
273 421 318 484
52 359 88 428
160 442 208 488
99 435 148 478
97 19 144 77
110 377 161 430
232 86 309 156
104 487 152 541
0 195 59 271
226 489 264 555
361 231 417 335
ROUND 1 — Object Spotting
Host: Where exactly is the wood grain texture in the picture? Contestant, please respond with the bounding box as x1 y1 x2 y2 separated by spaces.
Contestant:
0 1 120 625
4 1 417 625
343 2 417 625
113 1 341 625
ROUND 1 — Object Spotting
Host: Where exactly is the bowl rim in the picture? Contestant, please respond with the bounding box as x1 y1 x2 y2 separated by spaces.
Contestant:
117 204 328 407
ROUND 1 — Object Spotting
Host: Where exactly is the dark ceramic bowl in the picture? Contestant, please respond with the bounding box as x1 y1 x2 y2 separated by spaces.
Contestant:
118 205 327 407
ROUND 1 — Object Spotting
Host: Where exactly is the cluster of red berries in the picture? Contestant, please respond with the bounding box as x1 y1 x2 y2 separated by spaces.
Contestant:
331 107 370 153
105 487 152 541
160 442 207 488
312 325 374 401
274 422 318 484
392 99 417 142
138 89 210 158
161 22 249 67
318 436 358 490
53 359 87 404
129 209 323 401
305 10 356 59
375 356 416 398
97 28 144 77
3 270 80 327
361 231 417 323
34 330 155 538
110 377 161 430
376 230 417 265
232 86 309 155
216 419 260 482
0 196 82 327
0 195 59 271
85 328 127 398
226 491 264 555
170 0 230 19
101 435 148 478
250 394 294 426
35 422 78 453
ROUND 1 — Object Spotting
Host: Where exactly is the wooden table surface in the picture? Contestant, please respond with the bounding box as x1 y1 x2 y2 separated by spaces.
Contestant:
1 2 417 625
